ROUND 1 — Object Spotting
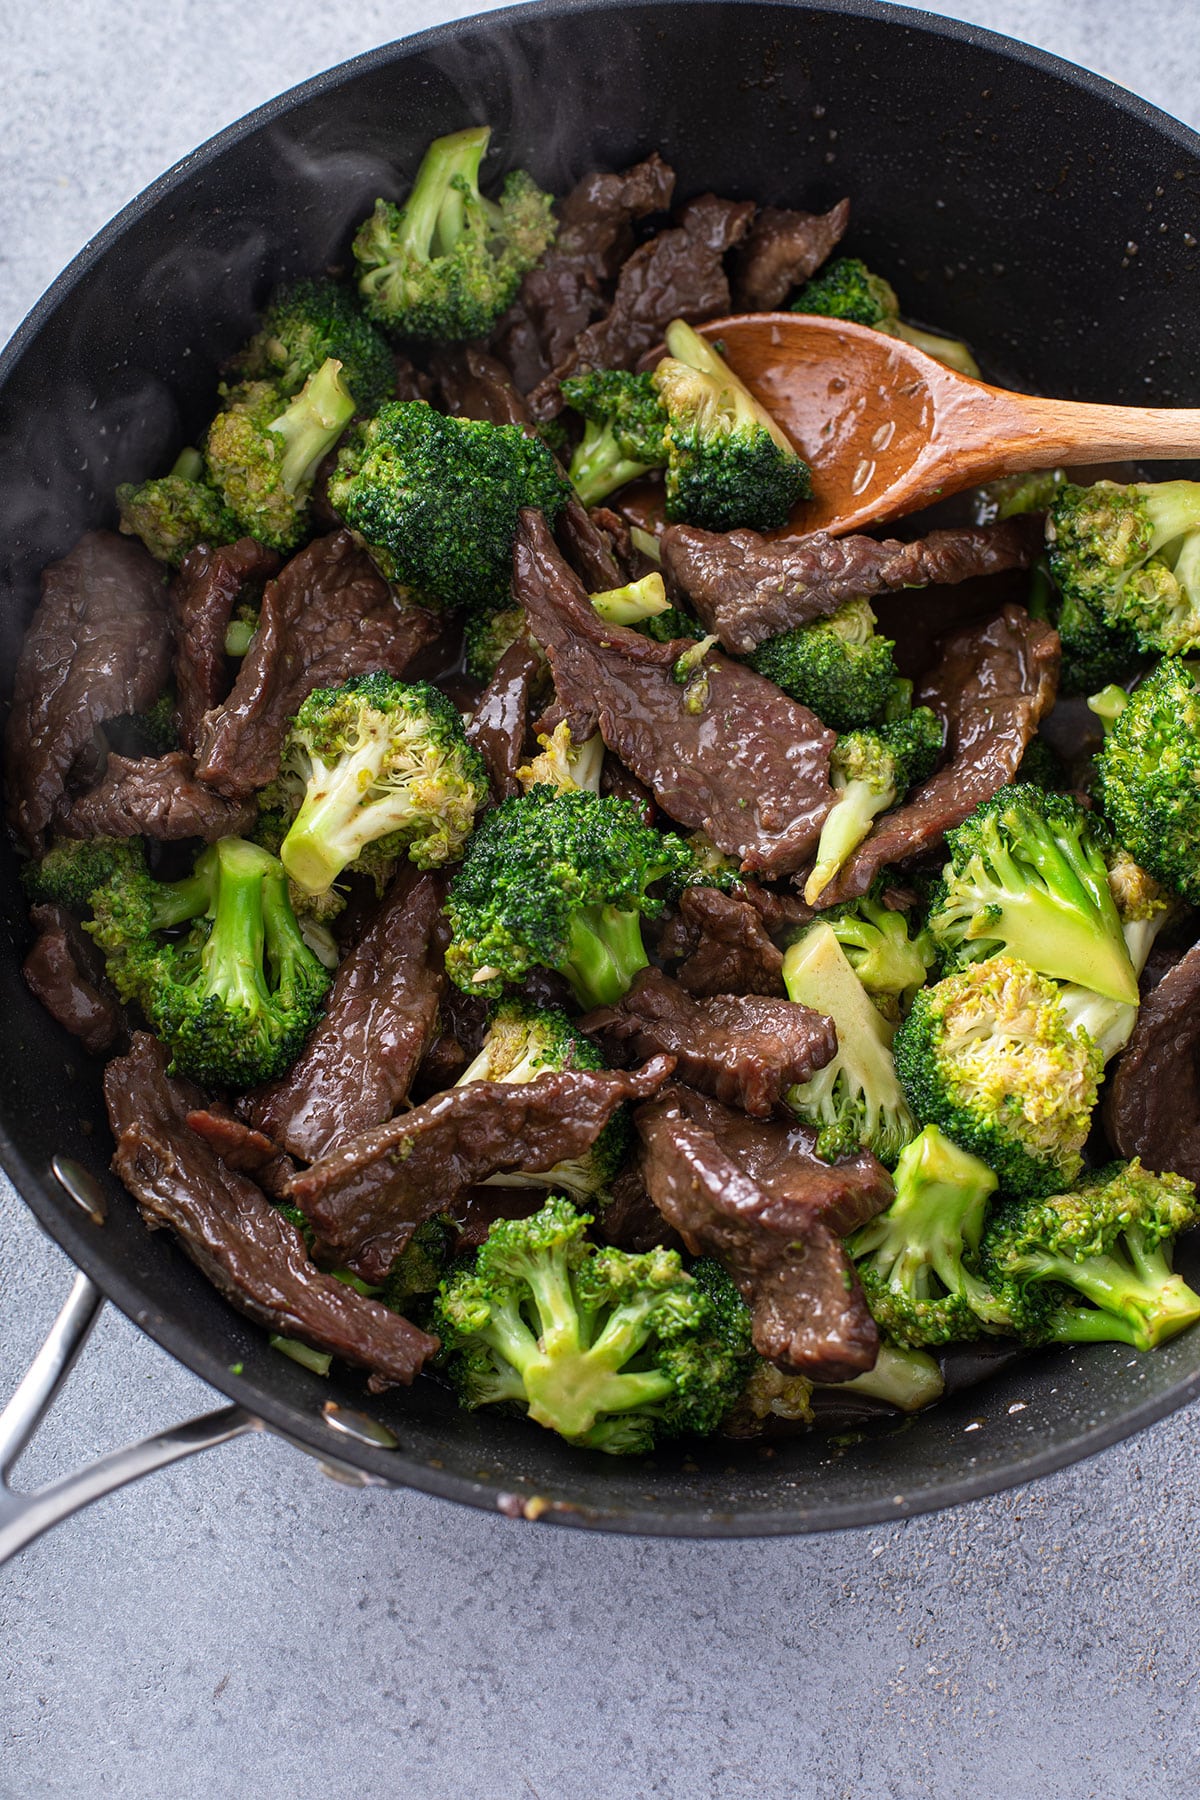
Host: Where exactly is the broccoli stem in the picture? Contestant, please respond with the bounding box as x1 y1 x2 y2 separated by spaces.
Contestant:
224 616 257 658
832 1343 944 1411
170 446 205 481
279 723 393 895
892 322 980 378
569 419 657 508
1087 684 1129 735
590 572 669 624
267 359 355 494
1143 480 1200 552
198 840 274 1017
401 125 491 259
664 318 795 454
805 777 894 905
270 1334 332 1375
559 903 650 1007
1021 1244 1200 1349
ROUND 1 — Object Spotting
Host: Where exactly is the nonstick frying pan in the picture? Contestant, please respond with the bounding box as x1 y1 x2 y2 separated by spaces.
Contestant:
4 0 1200 1553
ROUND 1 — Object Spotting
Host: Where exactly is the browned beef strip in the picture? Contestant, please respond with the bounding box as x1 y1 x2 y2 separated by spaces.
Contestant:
57 750 257 841
170 538 280 751
657 885 787 997
515 509 836 874
529 193 755 417
193 531 439 797
813 605 1060 907
431 345 533 428
636 1084 888 1380
596 1161 684 1254
660 516 1044 654
465 636 543 801
393 352 432 404
185 1109 295 1199
285 1056 676 1283
105 1035 437 1385
580 967 835 1117
247 867 446 1163
733 199 850 310
556 497 625 591
6 532 171 848
23 903 121 1055
1104 941 1200 1184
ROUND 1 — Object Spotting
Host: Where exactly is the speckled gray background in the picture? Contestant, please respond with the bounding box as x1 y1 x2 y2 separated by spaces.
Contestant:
3 4 1199 1796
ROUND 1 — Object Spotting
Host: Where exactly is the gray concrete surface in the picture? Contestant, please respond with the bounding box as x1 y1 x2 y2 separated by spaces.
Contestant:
2 3 1199 1795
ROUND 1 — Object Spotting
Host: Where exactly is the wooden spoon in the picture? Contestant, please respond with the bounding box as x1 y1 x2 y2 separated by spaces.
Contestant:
697 314 1200 536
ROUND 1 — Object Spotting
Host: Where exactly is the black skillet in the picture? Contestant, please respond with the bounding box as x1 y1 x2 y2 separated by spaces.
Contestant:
4 0 1200 1552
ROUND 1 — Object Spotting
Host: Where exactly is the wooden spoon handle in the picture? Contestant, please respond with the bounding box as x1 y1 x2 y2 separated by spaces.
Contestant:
931 385 1200 482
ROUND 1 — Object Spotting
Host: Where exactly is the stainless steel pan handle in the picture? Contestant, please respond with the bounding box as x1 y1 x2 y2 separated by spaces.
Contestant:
0 1271 262 1565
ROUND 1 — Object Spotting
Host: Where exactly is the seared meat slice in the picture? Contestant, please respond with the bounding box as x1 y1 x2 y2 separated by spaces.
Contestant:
23 902 121 1055
1105 941 1200 1184
515 509 836 875
6 532 171 847
813 605 1060 906
106 1035 437 1386
431 345 533 428
247 868 446 1163
658 885 787 997
595 1161 685 1254
285 1056 676 1284
185 1108 295 1200
193 531 439 797
580 967 835 1117
465 636 543 801
661 516 1043 654
733 199 850 310
636 1084 890 1380
170 538 279 751
556 496 625 592
57 750 257 841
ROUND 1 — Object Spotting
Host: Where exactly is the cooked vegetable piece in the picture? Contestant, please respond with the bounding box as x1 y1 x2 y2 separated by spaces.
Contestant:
791 256 980 376
117 447 241 567
1095 657 1200 905
1048 479 1200 657
804 709 943 905
235 277 395 413
206 359 355 551
748 597 900 732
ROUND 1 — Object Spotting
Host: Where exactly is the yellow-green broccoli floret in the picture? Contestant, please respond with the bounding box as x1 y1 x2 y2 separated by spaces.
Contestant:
790 257 980 377
1095 657 1200 906
235 277 395 413
515 721 604 795
1048 479 1200 658
205 358 355 551
748 597 900 732
822 883 937 1012
804 708 943 906
117 447 242 567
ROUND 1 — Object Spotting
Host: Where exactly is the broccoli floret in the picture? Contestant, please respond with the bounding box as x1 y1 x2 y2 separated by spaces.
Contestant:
748 597 900 732
1095 658 1200 904
782 919 916 1165
666 830 745 896
822 885 937 1011
463 605 531 682
381 1217 457 1319
205 359 355 551
560 370 670 508
651 320 812 531
638 602 706 643
86 836 330 1088
791 257 980 378
329 401 569 611
975 467 1066 524
445 785 691 1008
804 708 944 906
926 784 1138 1004
1014 734 1067 790
274 672 487 898
589 572 671 626
894 954 1101 1198
980 1159 1200 1350
1048 479 1200 657
224 604 259 659
117 447 242 567
353 125 555 342
1055 848 1181 1064
848 1125 1006 1348
22 835 146 911
235 277 395 413
433 1198 753 1453
515 721 604 796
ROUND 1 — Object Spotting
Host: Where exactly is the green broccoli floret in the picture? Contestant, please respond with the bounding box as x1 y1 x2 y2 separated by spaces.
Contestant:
445 786 691 1008
463 606 531 683
791 257 980 377
822 884 937 1012
274 672 487 898
1095 657 1200 905
235 278 395 414
432 1198 753 1453
925 784 1138 1004
748 597 900 733
979 1159 1200 1350
560 370 670 508
22 835 147 911
117 447 242 567
975 468 1066 523
1054 848 1181 1064
205 359 355 551
804 708 944 906
329 400 569 611
1048 479 1200 657
893 954 1101 1199
665 830 745 896
848 1125 1007 1348
1014 734 1067 790
353 125 555 342
86 836 330 1088
782 919 916 1165
381 1217 457 1319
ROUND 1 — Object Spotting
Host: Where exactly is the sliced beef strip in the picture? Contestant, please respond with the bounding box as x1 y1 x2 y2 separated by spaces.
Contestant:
193 531 439 798
23 902 121 1056
660 516 1044 654
185 1108 295 1200
596 1161 684 1255
515 509 836 875
247 867 446 1163
430 346 533 428
105 1035 437 1386
813 605 1060 907
636 1084 887 1380
170 538 280 752
285 1056 676 1284
465 636 543 801
733 198 850 310
580 967 835 1117
56 750 257 842
1105 941 1200 1185
556 497 625 592
6 532 171 848
529 193 755 418
657 885 787 997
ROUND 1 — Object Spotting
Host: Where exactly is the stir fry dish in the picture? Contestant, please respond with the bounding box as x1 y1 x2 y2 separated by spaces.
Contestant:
10 126 1200 1456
